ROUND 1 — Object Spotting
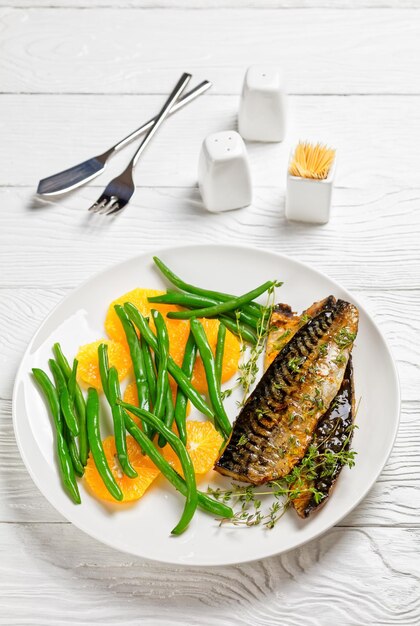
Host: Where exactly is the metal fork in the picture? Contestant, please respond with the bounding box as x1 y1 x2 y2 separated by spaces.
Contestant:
89 72 192 215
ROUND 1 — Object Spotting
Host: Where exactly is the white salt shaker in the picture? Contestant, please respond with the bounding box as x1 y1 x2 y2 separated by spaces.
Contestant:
238 65 287 142
198 130 252 212
285 152 337 224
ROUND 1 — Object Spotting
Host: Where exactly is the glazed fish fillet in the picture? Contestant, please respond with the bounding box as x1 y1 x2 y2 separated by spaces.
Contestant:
292 357 355 518
215 297 359 485
264 298 356 517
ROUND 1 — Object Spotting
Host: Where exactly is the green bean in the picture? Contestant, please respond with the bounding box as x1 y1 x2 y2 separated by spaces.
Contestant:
114 305 151 436
151 310 169 421
148 291 259 329
153 256 263 318
174 333 197 445
123 410 233 520
64 423 85 477
141 335 157 406
158 383 175 448
68 359 78 401
215 322 226 387
49 357 67 393
125 303 215 420
189 319 232 439
49 359 79 436
98 343 110 400
62 358 83 473
152 310 174 447
32 368 81 504
86 387 123 502
107 366 138 479
219 315 258 346
59 388 80 437
119 402 198 534
167 280 275 320
52 343 88 466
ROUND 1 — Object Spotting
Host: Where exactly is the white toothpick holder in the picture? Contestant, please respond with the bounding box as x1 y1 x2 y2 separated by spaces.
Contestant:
238 65 287 142
285 153 337 224
198 130 252 213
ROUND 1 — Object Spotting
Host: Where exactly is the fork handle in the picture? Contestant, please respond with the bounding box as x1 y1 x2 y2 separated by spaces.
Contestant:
129 73 191 169
112 80 211 154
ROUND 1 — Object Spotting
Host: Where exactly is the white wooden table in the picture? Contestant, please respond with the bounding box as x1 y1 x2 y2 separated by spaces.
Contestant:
1 1 419 623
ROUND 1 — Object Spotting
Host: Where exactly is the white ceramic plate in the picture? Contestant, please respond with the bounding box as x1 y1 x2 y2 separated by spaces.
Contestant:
13 245 400 566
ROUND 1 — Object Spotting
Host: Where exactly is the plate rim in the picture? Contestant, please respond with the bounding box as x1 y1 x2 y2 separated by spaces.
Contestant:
12 243 401 566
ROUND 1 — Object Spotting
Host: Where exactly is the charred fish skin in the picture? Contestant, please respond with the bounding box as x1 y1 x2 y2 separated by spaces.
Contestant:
292 357 355 518
265 296 336 370
215 299 359 485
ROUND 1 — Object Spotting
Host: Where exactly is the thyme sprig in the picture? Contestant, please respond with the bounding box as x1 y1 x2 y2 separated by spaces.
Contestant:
219 281 281 405
208 432 357 529
235 282 281 406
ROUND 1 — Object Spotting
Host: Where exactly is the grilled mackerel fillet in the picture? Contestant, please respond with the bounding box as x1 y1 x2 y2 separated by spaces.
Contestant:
215 297 358 484
292 357 355 518
263 298 357 517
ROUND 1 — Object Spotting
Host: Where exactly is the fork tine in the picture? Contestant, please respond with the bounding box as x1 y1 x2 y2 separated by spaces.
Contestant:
102 197 121 215
105 201 125 216
88 196 108 213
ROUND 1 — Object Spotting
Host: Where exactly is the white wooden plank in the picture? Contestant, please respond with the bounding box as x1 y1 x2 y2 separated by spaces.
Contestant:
2 94 420 190
1 185 419 292
2 1 419 8
0 522 419 625
1 8 419 94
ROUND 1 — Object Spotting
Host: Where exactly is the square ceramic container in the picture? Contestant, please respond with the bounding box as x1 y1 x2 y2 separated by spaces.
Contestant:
285 155 337 224
198 130 252 212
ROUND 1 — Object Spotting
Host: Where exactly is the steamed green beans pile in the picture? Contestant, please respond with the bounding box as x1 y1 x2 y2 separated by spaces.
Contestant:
149 256 280 343
31 256 281 533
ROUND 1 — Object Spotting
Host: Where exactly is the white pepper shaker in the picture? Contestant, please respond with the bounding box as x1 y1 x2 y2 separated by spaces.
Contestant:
238 65 287 142
198 130 252 212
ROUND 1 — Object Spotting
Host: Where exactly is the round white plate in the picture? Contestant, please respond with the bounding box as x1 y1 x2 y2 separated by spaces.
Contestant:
13 245 400 566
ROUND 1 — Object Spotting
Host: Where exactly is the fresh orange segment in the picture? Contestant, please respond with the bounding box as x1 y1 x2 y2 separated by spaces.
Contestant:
76 339 131 390
191 319 240 393
104 288 190 368
84 435 160 503
163 420 223 475
123 380 139 406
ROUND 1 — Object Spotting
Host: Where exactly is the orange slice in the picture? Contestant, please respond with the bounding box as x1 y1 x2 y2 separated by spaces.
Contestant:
76 339 131 390
163 420 223 476
191 319 240 393
84 435 160 503
122 381 143 426
104 288 190 368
